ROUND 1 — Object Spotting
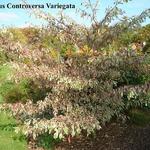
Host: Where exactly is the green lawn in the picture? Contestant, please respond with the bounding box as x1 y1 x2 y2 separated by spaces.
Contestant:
0 111 27 150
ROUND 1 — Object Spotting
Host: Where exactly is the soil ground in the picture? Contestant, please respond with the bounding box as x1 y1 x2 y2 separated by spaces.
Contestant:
55 123 150 150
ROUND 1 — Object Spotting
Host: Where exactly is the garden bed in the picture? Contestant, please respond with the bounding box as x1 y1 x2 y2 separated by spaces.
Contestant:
55 123 150 150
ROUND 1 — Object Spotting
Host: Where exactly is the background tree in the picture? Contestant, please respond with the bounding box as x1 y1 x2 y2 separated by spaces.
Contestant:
22 0 150 51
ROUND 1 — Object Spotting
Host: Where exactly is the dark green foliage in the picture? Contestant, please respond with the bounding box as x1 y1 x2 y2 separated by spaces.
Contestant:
0 80 29 103
0 79 52 103
37 133 61 150
116 57 150 86
27 81 52 103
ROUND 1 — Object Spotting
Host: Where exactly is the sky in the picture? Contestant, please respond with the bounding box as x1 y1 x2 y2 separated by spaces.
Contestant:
0 0 150 27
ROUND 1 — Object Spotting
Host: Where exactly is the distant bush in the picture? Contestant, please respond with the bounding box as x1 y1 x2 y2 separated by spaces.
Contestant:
0 64 28 103
0 80 29 103
0 79 52 104
0 64 52 103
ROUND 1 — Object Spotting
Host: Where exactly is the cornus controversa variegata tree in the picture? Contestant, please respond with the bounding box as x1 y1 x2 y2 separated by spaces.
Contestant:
0 0 150 143
1 49 150 141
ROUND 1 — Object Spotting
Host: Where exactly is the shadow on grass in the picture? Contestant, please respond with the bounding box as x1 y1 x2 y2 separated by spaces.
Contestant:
129 108 150 126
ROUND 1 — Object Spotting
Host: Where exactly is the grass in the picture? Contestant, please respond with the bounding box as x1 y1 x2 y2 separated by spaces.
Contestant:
0 111 27 150
0 65 12 83
0 130 27 150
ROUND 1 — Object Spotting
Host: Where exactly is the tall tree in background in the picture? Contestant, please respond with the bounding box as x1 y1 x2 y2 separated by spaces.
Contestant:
22 0 150 51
